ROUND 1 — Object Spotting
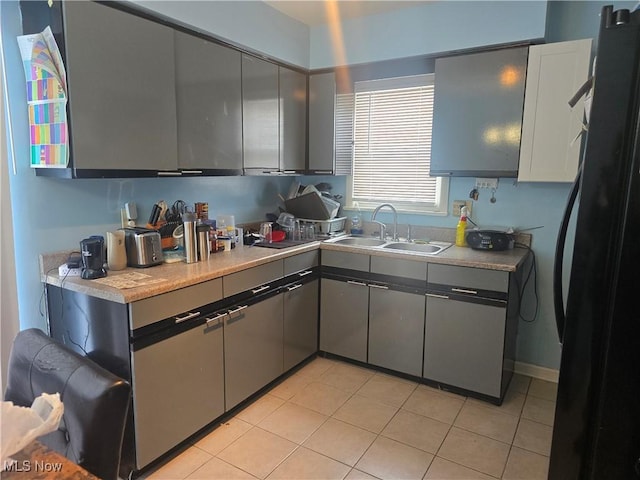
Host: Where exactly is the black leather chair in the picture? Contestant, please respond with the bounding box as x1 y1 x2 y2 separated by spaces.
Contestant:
4 328 130 480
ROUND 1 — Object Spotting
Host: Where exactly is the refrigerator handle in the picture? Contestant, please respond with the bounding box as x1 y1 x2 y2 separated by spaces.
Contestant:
553 165 582 343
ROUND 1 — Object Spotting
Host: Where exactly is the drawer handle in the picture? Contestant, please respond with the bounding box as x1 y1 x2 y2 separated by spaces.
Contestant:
347 280 367 287
298 270 313 277
181 170 203 174
205 313 227 325
228 305 248 315
251 285 271 294
451 288 478 295
368 284 389 290
157 171 182 177
313 170 333 174
174 311 201 323
426 293 449 300
287 284 303 292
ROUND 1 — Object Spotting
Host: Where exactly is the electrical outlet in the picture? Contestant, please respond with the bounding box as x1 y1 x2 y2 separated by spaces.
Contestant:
452 200 472 217
475 178 498 190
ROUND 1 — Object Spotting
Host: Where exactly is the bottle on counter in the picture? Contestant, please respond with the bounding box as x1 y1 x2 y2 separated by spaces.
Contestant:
350 202 364 235
455 206 468 247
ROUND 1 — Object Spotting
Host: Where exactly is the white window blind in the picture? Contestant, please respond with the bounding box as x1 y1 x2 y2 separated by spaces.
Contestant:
349 74 446 213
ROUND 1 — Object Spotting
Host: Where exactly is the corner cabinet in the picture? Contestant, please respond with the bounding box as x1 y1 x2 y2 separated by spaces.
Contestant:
63 1 178 173
175 32 243 173
308 73 337 174
517 39 592 182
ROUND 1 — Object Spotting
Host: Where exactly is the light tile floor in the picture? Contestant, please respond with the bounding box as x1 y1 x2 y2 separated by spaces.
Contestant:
142 357 556 480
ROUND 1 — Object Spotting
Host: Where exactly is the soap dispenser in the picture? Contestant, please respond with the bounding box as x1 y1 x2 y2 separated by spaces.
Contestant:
350 202 364 235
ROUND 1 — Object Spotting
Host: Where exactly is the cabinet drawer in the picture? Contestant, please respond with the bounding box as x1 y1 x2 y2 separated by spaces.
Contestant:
223 260 284 297
321 250 369 272
371 256 427 281
428 264 508 293
129 278 222 330
284 251 319 276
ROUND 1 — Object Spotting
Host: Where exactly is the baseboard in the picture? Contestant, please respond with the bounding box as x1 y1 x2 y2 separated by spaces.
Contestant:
514 361 559 383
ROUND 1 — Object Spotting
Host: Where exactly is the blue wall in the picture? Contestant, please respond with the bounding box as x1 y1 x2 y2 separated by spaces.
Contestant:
4 0 632 368
310 1 548 69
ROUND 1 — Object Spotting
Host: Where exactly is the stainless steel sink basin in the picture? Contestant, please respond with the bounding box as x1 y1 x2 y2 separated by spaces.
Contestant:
331 237 387 247
382 242 450 255
327 235 451 255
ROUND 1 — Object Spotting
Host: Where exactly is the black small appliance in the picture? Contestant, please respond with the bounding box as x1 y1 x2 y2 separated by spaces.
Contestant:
466 229 514 251
80 237 107 279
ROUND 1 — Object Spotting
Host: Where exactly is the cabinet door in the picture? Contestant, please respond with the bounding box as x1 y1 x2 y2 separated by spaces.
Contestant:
430 47 528 177
424 296 506 398
320 278 368 362
63 2 177 171
284 280 319 370
242 55 279 172
518 39 592 182
224 294 284 410
175 32 242 171
132 321 224 468
369 288 425 377
308 73 336 174
280 67 307 173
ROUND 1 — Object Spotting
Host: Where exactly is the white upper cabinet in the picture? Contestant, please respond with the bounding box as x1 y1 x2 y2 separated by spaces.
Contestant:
518 39 592 182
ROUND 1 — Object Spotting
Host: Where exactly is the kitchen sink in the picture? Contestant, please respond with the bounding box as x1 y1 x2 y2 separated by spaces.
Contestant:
331 237 387 247
382 242 450 255
326 236 451 256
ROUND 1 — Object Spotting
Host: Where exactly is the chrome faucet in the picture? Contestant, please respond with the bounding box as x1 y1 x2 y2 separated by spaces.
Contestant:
371 203 398 241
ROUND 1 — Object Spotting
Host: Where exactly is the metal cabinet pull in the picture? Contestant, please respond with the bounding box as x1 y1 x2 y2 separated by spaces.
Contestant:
228 305 248 315
298 270 313 277
347 280 367 287
157 171 182 176
425 293 449 300
174 311 201 323
312 170 333 174
251 285 271 294
181 170 203 175
287 284 303 292
368 283 389 290
205 313 227 325
451 288 478 295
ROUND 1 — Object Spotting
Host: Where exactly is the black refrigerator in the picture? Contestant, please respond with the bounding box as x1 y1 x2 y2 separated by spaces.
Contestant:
551 5 640 479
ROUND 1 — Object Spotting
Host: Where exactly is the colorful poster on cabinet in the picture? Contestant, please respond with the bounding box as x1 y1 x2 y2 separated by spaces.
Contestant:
17 26 69 168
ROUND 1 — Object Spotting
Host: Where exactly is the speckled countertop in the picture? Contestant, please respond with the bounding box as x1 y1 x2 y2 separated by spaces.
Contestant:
41 239 530 305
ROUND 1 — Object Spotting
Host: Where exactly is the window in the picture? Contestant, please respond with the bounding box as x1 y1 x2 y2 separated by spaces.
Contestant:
345 74 448 214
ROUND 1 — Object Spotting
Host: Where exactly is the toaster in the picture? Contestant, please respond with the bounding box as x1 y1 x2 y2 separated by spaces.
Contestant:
122 227 164 267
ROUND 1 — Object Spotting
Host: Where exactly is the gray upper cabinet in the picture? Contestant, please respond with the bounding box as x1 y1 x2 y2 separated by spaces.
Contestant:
63 2 177 171
308 73 336 174
430 47 528 177
279 67 307 173
242 54 279 172
175 32 242 172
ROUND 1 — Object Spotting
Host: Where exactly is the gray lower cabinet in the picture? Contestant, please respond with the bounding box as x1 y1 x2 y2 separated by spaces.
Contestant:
369 288 425 377
224 294 284 410
63 1 177 171
284 279 319 371
320 278 369 362
131 319 224 469
175 31 242 171
242 54 279 172
424 296 506 398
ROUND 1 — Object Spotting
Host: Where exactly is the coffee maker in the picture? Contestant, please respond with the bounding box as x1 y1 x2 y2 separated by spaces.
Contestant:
80 237 107 279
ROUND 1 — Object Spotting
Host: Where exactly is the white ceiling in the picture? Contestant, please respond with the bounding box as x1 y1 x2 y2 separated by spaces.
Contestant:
263 1 428 26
